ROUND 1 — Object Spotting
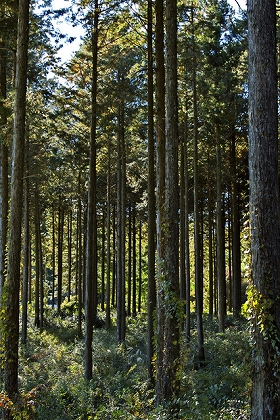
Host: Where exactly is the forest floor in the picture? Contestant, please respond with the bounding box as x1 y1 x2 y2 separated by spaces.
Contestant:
1 304 251 419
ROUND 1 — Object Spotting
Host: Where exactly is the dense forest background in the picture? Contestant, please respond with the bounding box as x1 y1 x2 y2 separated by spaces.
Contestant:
0 0 279 418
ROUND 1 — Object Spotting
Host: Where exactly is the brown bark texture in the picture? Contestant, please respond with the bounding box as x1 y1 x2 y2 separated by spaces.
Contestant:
248 1 280 418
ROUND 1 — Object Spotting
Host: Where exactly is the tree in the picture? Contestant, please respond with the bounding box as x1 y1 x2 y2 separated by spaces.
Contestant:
3 0 29 407
84 0 99 381
147 0 156 384
161 0 181 400
248 0 280 417
155 0 166 402
0 0 15 315
191 4 205 363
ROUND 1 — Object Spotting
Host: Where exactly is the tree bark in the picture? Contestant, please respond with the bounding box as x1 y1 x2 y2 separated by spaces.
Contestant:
216 124 226 333
21 145 29 344
52 209 56 308
147 0 156 384
138 220 142 313
0 36 8 306
84 0 99 380
116 94 126 344
155 0 165 401
192 7 205 362
160 0 180 401
4 0 29 403
57 199 64 311
132 206 137 317
230 131 241 317
67 210 72 301
248 1 280 418
105 140 111 329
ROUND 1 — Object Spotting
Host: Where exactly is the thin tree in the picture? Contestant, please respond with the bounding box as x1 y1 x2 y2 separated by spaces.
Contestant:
0 27 9 307
116 90 126 344
192 4 205 363
155 0 165 401
147 0 156 385
248 0 280 417
216 123 225 332
3 0 29 407
85 0 99 380
105 139 111 329
230 130 241 317
21 140 30 344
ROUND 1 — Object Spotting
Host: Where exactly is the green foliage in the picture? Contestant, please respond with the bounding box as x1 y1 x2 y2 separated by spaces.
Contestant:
0 312 251 419
244 285 280 385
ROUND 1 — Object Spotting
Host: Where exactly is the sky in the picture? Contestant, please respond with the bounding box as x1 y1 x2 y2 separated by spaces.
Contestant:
228 0 247 10
51 0 247 64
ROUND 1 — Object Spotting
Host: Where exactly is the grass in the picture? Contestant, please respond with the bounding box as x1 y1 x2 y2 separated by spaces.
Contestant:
1 308 251 419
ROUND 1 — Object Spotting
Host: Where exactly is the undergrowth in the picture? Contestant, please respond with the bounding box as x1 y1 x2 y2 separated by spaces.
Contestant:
0 308 251 419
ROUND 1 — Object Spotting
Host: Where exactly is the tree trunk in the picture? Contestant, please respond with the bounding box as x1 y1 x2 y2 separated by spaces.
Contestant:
248 1 280 418
230 131 241 317
147 0 156 384
101 207 105 311
77 172 83 336
52 209 56 308
132 206 137 317
106 140 111 329
180 140 186 319
192 9 205 362
34 183 42 328
0 36 9 306
116 94 126 344
216 124 225 332
155 0 165 401
160 0 180 401
21 145 29 344
111 204 116 308
138 220 142 313
67 210 72 301
84 0 99 380
4 0 29 404
127 205 132 316
183 127 191 343
57 200 64 311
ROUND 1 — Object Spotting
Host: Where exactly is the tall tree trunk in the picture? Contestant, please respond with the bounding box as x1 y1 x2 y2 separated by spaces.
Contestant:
230 131 241 317
21 143 29 344
183 127 191 343
147 0 156 385
192 7 205 362
57 200 64 311
106 141 111 329
84 0 99 381
155 0 165 401
3 0 29 403
116 94 126 344
248 1 280 417
138 220 142 313
159 0 180 402
0 36 8 306
52 209 56 308
180 140 186 318
216 124 225 332
111 204 116 308
101 207 105 311
67 210 72 301
77 172 83 336
127 205 132 316
208 207 214 318
132 206 137 317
